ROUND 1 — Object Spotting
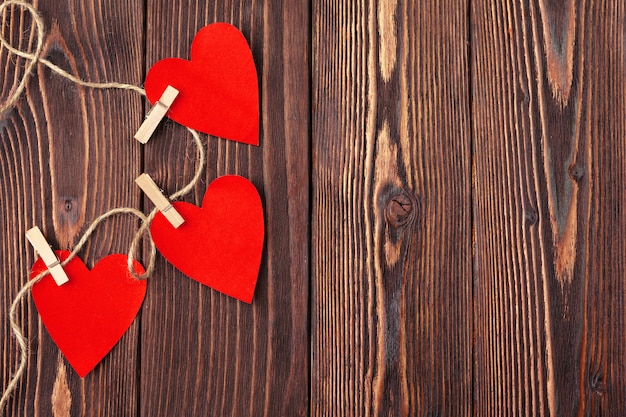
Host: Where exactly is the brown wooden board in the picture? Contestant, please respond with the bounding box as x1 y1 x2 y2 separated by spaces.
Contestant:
139 1 310 416
0 1 144 416
311 1 472 415
2 0 626 415
472 0 626 415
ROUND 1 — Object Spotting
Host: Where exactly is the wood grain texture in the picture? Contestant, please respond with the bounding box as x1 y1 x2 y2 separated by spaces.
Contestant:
0 0 144 416
139 1 309 416
311 0 472 415
472 0 626 415
3 0 626 415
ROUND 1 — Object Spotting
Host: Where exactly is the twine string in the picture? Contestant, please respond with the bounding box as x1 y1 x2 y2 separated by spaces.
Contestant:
0 0 145 116
0 0 44 114
127 127 205 279
1 0 208 411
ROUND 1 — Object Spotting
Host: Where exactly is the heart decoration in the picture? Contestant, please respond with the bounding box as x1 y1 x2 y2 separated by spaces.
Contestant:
150 175 264 303
31 251 146 377
144 23 259 146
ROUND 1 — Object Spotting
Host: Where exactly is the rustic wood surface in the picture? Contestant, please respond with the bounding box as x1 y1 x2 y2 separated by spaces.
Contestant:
140 1 309 416
311 0 472 415
1 0 144 416
472 1 626 415
0 0 624 416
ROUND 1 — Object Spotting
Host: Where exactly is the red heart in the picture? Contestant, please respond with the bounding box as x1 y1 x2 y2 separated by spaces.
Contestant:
144 23 259 145
31 251 146 377
150 175 264 303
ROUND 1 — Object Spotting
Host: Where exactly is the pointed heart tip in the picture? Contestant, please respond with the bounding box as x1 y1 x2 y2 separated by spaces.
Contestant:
239 294 254 304
76 366 92 378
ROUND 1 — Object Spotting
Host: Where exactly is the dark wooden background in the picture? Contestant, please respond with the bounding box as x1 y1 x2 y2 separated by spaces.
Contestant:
0 0 624 415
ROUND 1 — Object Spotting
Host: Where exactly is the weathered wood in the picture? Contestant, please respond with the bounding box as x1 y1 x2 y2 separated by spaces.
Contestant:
472 0 626 415
312 0 472 415
3 0 626 414
0 1 144 416
139 1 310 416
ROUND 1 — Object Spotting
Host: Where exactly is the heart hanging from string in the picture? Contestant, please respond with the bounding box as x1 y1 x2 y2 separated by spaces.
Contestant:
31 251 147 377
150 175 264 303
144 23 260 146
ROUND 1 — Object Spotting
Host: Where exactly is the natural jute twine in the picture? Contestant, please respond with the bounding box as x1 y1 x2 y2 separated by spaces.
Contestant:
0 0 207 411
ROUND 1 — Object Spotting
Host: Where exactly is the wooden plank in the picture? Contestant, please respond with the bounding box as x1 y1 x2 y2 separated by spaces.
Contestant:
140 1 310 416
312 1 472 415
472 0 626 414
0 1 144 416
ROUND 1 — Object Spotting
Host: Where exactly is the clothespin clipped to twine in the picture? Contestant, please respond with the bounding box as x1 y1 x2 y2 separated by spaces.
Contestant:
25 226 69 286
135 173 185 228
134 86 179 143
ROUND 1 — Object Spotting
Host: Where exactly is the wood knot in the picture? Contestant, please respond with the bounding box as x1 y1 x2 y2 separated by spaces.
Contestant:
60 197 78 214
57 196 79 226
524 209 538 225
568 164 584 182
385 190 416 228
589 370 607 396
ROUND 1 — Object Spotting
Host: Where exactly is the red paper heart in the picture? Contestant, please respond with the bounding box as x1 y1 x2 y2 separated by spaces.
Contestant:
150 175 264 303
31 251 146 377
144 23 259 145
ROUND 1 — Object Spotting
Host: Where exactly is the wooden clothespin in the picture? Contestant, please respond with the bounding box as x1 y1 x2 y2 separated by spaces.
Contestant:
134 85 179 144
135 173 185 228
26 226 69 286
